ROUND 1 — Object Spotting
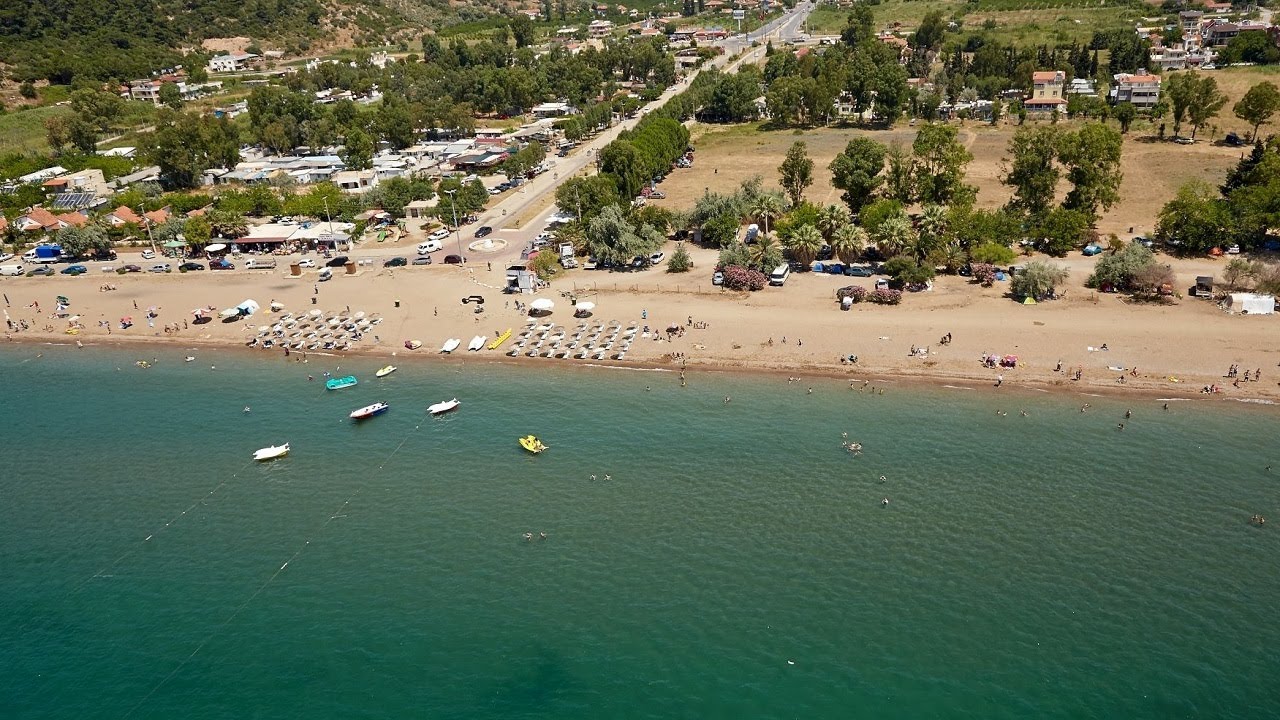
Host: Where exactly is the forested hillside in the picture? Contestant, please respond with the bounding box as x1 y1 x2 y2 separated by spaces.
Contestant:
0 0 406 83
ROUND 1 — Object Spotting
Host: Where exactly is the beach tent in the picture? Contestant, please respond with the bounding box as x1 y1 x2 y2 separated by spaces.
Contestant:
1228 293 1275 315
235 299 261 317
1022 296 1037 305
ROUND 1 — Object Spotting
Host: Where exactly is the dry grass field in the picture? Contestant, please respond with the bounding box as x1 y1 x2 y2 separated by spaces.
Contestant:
657 111 1249 237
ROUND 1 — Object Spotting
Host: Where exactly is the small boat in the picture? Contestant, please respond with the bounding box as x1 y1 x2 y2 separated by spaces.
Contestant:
253 443 290 461
404 340 422 350
467 335 487 351
440 338 461 353
325 375 358 390
518 435 547 454
487 329 512 350
428 398 460 416
350 402 390 420
375 365 397 378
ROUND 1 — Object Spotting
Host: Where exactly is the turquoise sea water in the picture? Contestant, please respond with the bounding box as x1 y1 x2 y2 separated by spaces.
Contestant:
2 345 1279 719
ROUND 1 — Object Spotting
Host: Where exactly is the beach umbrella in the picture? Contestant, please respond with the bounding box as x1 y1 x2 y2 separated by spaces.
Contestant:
530 298 554 311
354 311 366 320
309 309 323 317
574 301 595 311
163 240 184 248
205 243 227 254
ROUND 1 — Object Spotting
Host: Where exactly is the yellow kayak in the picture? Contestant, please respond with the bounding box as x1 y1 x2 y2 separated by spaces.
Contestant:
519 435 547 454
376 365 397 378
488 329 512 350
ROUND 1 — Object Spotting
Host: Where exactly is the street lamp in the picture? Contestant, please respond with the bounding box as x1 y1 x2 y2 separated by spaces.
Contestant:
443 188 464 262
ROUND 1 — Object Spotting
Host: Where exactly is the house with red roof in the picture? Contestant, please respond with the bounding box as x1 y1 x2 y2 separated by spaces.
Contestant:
105 206 143 227
1025 70 1067 113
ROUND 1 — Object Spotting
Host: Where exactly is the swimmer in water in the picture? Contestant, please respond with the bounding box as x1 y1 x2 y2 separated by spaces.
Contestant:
879 475 887 483
1124 409 1132 419
604 474 611 481
590 474 597 481
882 498 890 507
243 406 251 413
724 396 731 404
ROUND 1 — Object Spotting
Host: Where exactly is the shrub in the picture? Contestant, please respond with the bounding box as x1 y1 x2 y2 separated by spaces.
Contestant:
667 243 692 273
868 288 903 305
836 285 867 303
721 264 767 291
970 262 998 286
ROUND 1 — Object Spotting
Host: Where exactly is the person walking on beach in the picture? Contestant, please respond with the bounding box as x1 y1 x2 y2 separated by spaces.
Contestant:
996 374 1003 387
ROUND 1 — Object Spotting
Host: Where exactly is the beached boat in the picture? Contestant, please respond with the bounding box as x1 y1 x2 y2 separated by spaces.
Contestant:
440 338 461 353
350 402 390 420
325 375 358 390
467 335 487 351
487 328 512 350
375 365 397 378
404 340 422 350
428 398 460 416
518 435 547 454
253 443 290 461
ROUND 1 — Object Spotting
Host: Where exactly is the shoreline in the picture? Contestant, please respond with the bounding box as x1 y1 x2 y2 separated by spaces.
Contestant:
12 330 1278 409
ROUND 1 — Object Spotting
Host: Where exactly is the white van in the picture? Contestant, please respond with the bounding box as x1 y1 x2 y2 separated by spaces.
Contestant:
769 263 790 286
0 264 24 276
417 239 443 255
244 258 277 270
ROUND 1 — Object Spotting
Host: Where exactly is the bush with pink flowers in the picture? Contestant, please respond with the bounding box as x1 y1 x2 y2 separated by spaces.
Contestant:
836 285 868 303
868 288 903 305
721 264 767 291
970 263 998 287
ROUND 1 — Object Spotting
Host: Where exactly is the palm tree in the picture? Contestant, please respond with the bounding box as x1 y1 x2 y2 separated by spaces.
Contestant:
785 223 824 267
929 243 967 274
918 204 948 246
873 215 916 258
749 234 782 271
815 204 851 242
831 225 867 264
750 193 784 238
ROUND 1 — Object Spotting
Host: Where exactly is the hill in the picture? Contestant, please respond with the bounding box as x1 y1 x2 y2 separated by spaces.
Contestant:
0 0 408 84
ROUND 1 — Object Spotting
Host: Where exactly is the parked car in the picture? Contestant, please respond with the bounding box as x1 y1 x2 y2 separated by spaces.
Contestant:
427 229 450 242
649 251 665 264
417 240 442 254
297 258 316 268
28 266 54 276
1134 236 1155 249
1226 244 1241 254
1082 244 1104 256
208 258 233 270
712 270 724 286
60 264 88 275
384 256 408 267
178 262 205 272
0 252 14 263
149 263 171 273
1174 136 1195 145
844 265 874 277
631 256 649 268
140 249 156 260
325 256 350 267
121 264 143 273
444 254 464 264
412 256 432 265
474 226 493 238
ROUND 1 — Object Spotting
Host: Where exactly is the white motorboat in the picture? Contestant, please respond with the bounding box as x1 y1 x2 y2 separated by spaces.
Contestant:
467 335 487 351
428 398 460 415
350 402 390 420
253 443 290 461
440 338 461 353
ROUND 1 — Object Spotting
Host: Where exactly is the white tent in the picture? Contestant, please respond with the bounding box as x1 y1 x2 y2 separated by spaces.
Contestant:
1228 293 1275 315
235 299 261 316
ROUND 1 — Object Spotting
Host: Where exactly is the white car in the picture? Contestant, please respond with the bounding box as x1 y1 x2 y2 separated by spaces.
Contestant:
297 258 316 268
417 239 443 255
427 229 450 242
0 253 13 263
650 251 666 264
140 249 156 260
149 263 171 273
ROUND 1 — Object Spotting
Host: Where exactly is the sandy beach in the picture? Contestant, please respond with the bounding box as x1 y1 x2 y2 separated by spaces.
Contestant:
5 244 1279 404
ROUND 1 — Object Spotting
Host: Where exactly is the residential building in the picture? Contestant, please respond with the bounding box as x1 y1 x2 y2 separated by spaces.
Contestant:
1201 19 1268 47
1025 70 1067 113
531 101 575 118
14 207 87 233
332 170 379 193
1066 78 1097 97
105 206 143 227
588 20 615 38
1179 10 1204 46
1110 72 1162 109
208 53 259 73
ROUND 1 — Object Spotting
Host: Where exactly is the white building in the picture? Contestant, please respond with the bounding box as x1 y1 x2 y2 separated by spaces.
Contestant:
1110 72 1162 109
332 170 379 193
208 53 259 73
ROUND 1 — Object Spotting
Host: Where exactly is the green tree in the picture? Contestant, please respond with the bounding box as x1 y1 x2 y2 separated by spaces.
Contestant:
1166 71 1227 140
816 204 851 242
784 223 824 267
1010 260 1070 300
143 110 240 190
748 234 784 273
158 82 183 110
1033 207 1092 257
1233 82 1280 142
1086 241 1157 291
778 141 813 207
55 224 111 259
1113 102 1136 134
831 224 867 264
1155 180 1230 255
184 214 212 251
881 254 935 286
70 87 124 132
1002 126 1060 216
883 143 915 203
829 137 886 214
555 175 619 224
585 204 665 265
1058 122 1124 218
750 192 784 238
377 96 416 150
912 124 975 206
340 127 374 170
510 14 536 48
872 213 916 257
667 242 692 273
